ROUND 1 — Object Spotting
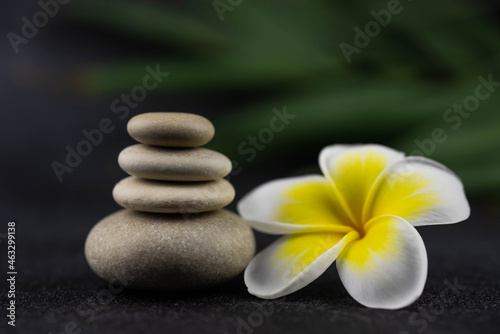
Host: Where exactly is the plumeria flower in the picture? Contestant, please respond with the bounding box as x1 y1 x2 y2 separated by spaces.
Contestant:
238 144 470 309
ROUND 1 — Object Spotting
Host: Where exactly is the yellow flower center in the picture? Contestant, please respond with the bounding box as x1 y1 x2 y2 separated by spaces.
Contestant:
276 147 438 242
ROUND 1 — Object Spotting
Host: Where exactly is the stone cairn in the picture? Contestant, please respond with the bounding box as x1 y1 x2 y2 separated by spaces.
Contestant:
85 112 255 290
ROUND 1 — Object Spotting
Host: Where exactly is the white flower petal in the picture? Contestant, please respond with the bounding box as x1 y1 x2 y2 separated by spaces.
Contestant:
245 231 358 299
336 215 427 309
319 144 405 224
238 175 354 235
363 156 470 226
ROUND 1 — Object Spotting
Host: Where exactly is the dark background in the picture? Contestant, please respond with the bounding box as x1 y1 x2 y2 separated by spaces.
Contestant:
1 1 499 333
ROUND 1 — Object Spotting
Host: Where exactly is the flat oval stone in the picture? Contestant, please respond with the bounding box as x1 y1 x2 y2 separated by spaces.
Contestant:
113 176 235 213
127 112 215 147
118 144 232 181
85 209 256 290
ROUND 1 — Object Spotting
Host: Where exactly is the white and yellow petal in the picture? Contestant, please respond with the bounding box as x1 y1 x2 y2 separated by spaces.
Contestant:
245 231 359 299
336 215 427 309
319 144 405 225
237 175 354 235
363 156 470 226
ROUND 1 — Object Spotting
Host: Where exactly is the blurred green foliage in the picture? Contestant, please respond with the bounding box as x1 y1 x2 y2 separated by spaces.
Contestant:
67 0 500 196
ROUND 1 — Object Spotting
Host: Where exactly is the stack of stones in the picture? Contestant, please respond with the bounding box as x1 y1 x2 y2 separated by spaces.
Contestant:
85 112 255 291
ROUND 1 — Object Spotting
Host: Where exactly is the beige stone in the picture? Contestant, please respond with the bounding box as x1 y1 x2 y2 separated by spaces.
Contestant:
85 209 256 290
113 176 235 213
127 112 215 147
118 144 232 181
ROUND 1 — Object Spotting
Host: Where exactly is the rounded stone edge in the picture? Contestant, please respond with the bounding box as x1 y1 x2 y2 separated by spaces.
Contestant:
112 177 236 213
127 112 215 147
117 144 233 182
84 209 256 291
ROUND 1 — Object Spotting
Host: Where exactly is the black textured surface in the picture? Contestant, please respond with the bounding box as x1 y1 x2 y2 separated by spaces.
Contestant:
1 202 499 334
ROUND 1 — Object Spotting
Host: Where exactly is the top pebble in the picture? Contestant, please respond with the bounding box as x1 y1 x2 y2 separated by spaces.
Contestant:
127 112 215 147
